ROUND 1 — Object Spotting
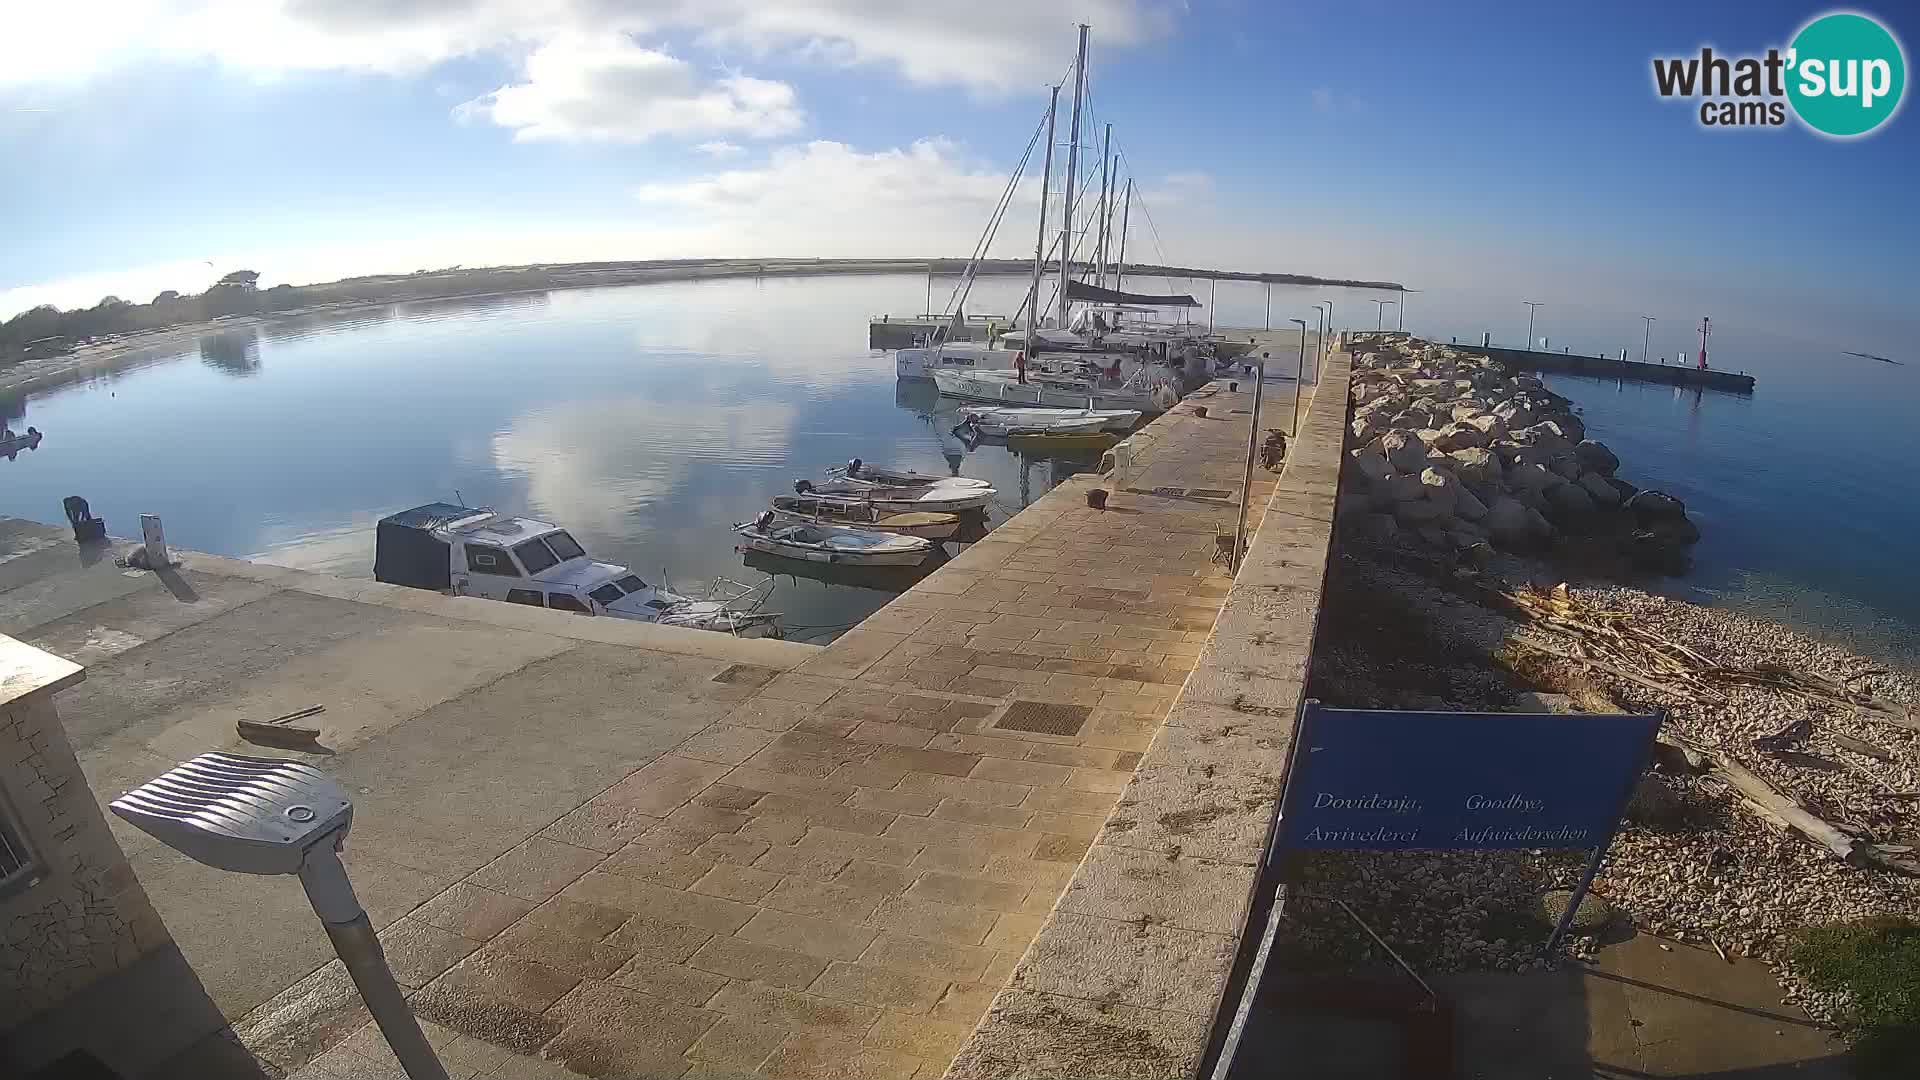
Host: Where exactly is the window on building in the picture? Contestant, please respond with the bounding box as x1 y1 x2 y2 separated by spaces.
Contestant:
546 593 589 613
505 589 544 606
1 791 39 898
464 544 520 576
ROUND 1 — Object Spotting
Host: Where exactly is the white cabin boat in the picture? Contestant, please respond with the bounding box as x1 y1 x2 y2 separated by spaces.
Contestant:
931 367 1178 414
735 516 934 566
896 342 1019 380
374 503 782 636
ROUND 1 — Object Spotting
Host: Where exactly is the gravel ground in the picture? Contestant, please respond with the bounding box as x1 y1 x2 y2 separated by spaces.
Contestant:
1294 533 1920 1027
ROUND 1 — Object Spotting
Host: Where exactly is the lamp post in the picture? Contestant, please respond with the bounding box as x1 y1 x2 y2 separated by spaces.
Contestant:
1289 317 1308 435
1264 282 1271 330
1640 315 1656 365
1371 299 1395 330
1397 288 1419 330
1233 350 1266 574
1522 300 1544 350
1311 302 1329 367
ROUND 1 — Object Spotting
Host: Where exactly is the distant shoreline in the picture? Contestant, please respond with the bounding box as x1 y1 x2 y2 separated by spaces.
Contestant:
1 258 1404 399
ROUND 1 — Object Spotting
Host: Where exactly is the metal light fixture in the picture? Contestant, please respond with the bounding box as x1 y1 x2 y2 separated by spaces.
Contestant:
111 754 449 1080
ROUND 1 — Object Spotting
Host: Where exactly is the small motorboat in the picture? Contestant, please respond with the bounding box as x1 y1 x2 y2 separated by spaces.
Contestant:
795 478 994 513
1007 431 1119 454
833 458 991 489
767 494 960 539
959 406 1139 434
734 513 934 566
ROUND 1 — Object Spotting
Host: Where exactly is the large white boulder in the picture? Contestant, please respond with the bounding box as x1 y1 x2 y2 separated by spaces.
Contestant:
1377 430 1429 474
1446 448 1501 491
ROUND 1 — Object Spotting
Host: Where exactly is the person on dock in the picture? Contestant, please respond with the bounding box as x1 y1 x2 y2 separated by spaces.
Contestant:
1014 350 1026 385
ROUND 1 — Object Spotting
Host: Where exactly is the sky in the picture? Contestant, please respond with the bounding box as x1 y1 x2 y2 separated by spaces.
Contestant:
2 0 1916 353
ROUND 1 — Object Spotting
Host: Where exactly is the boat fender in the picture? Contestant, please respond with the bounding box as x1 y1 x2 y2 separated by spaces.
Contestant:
795 479 815 495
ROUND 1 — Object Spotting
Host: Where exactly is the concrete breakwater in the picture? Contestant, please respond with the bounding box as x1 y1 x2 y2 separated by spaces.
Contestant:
1474 342 1756 393
1341 332 1706 575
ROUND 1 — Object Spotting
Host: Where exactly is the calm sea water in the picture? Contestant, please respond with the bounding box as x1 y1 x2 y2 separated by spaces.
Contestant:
2 273 1915 659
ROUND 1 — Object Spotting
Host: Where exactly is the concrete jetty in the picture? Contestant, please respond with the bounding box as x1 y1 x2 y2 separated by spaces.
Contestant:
0 334 1346 1078
1473 342 1757 393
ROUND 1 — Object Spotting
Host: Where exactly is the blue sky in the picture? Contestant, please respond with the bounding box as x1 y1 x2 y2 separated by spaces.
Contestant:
3 1 1915 351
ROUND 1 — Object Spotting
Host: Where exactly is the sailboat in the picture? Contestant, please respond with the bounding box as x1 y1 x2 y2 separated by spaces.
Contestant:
910 27 1187 415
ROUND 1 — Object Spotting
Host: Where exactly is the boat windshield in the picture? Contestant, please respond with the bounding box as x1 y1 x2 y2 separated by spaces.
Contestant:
546 531 586 560
513 538 560 574
589 583 624 605
617 574 647 593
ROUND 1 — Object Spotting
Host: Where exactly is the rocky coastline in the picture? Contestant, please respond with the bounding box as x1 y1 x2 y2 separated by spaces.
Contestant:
1339 332 1703 575
1282 332 1919 1039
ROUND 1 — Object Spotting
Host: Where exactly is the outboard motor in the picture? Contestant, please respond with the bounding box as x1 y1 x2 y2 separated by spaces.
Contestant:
846 458 864 478
794 479 815 495
63 495 107 543
754 510 773 531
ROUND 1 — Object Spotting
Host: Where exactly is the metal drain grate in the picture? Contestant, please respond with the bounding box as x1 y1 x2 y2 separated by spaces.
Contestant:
1152 486 1187 497
1186 488 1234 500
995 700 1091 736
712 664 780 687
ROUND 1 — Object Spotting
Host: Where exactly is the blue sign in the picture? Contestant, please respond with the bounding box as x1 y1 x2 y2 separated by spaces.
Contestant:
1278 706 1661 851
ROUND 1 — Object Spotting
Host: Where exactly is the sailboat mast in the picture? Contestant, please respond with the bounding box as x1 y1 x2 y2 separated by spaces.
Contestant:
1027 85 1058 352
1095 123 1111 292
1113 177 1132 293
1057 23 1088 330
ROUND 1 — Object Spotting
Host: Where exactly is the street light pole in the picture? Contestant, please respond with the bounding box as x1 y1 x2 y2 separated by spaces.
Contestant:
1640 315 1655 364
1289 317 1308 436
1371 300 1395 330
1233 351 1266 574
1265 282 1271 330
1523 300 1544 350
1312 303 1329 366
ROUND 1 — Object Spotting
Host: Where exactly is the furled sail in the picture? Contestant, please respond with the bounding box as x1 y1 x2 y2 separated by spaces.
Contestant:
1065 281 1199 307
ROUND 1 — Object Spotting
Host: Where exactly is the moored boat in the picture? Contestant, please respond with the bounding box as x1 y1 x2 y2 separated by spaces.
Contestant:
1007 431 1119 454
734 514 934 566
834 458 990 489
960 406 1139 433
374 503 783 636
794 478 994 513
931 366 1178 414
766 494 960 539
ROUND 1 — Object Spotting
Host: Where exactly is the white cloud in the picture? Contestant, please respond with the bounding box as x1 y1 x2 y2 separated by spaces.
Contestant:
460 34 801 142
1310 86 1334 113
1 1 1163 95
694 140 745 157
1154 170 1214 201
633 138 1035 256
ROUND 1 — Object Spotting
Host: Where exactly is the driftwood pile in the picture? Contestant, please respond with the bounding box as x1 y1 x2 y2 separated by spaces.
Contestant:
1500 583 1920 876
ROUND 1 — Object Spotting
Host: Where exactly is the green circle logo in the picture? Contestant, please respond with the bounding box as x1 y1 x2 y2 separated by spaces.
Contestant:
1787 12 1906 137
